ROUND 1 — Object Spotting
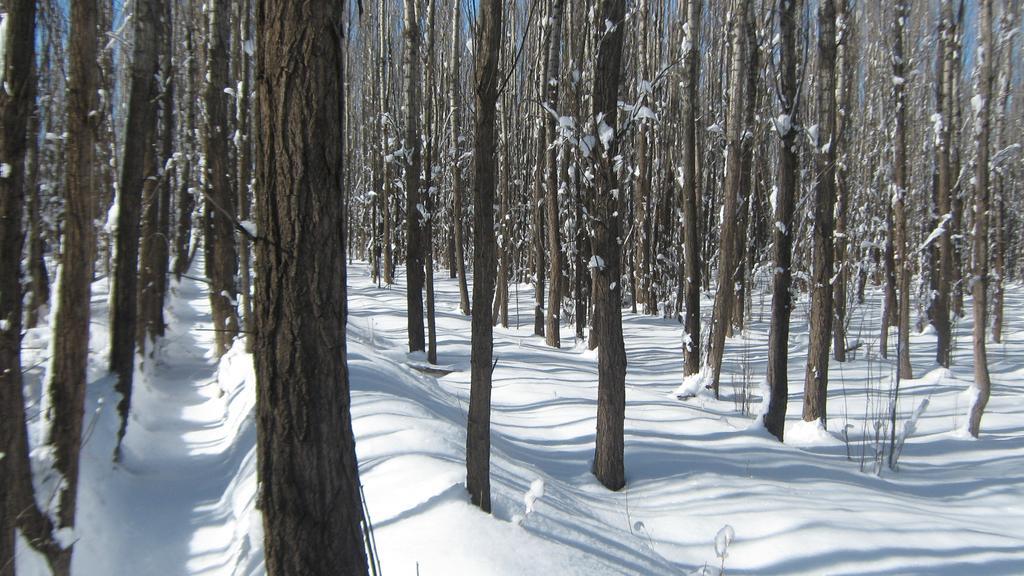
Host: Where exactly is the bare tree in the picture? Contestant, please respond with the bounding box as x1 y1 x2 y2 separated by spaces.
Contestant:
466 0 503 514
707 0 751 398
932 0 956 367
803 0 838 423
590 0 628 491
110 0 163 452
763 0 802 442
545 0 566 348
205 0 241 357
46 0 102 571
254 1 369 572
968 0 994 438
450 0 470 316
403 0 426 354
680 0 702 378
891 0 913 380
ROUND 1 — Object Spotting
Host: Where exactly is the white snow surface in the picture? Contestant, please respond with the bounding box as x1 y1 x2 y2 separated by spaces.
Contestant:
14 259 1024 575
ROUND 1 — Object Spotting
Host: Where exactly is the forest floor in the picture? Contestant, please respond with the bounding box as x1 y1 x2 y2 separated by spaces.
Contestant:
15 261 1024 575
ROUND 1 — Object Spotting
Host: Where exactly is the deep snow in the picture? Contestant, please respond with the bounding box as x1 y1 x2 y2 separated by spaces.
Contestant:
15 261 1024 575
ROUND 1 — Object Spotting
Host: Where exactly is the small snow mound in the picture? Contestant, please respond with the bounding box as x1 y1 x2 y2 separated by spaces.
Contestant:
673 367 713 400
524 478 545 515
785 419 843 447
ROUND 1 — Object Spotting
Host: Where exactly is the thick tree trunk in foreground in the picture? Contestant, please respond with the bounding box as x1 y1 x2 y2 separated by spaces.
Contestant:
255 2 369 572
0 0 41 570
802 0 837 423
47 0 102 571
968 0 993 438
591 0 628 492
763 0 802 442
467 0 502 514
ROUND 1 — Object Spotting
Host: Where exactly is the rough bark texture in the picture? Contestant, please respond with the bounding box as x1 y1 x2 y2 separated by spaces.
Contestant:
173 21 198 281
969 0 993 439
254 1 369 572
403 0 425 353
707 0 749 398
680 0 702 378
205 0 241 357
467 0 502 514
0 0 37 570
235 0 254 353
47 0 101 570
590 0 627 492
422 0 438 364
110 0 162 451
763 0 801 442
544 0 566 348
802 0 837 423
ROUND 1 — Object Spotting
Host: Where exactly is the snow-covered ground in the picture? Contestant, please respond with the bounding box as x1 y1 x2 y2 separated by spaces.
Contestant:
16 262 1024 575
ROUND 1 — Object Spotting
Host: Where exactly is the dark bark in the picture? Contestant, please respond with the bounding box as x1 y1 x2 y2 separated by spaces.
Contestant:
544 0 566 348
47 0 101 570
205 0 241 357
933 0 955 367
173 20 198 281
763 0 802 442
0 0 38 569
680 0 702 378
590 0 627 492
403 0 425 353
802 0 837 423
833 0 854 363
110 0 162 452
254 1 369 572
467 0 502 514
892 0 912 380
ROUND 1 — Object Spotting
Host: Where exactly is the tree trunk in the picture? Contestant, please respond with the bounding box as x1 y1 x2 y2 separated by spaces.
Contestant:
680 0 702 378
0 0 37 568
403 0 425 354
110 0 162 452
173 17 198 281
707 0 750 398
47 0 102 570
254 2 369 572
933 0 955 367
235 0 253 352
450 1 470 316
544 0 566 348
832 0 854 363
763 0 802 442
802 0 837 423
467 0 502 514
968 0 993 438
205 0 240 357
590 0 627 492
423 0 438 364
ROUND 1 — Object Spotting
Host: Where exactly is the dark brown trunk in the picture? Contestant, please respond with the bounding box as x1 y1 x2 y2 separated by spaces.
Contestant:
544 0 566 348
403 0 425 353
0 0 38 569
802 0 837 423
680 0 702 378
254 1 368 572
110 0 162 452
467 0 502 513
47 0 101 570
763 0 801 442
590 0 627 492
204 0 240 357
450 0 470 316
